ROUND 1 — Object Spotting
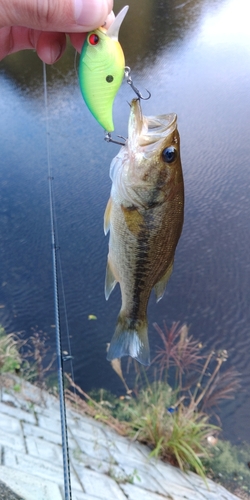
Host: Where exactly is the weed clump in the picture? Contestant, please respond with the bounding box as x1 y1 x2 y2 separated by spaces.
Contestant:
204 440 250 496
0 326 21 373
66 321 241 483
0 325 56 389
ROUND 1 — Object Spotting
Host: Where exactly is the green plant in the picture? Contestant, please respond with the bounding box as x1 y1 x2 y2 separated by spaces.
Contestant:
21 329 56 387
105 380 218 478
66 321 241 485
119 382 174 443
109 322 240 478
108 467 141 485
13 383 21 392
0 326 22 373
165 406 216 480
204 440 250 495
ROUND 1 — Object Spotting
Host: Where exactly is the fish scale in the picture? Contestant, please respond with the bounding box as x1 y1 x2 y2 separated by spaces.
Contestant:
105 99 184 365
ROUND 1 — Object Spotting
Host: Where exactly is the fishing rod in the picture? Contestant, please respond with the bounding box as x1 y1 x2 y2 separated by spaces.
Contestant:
43 62 72 500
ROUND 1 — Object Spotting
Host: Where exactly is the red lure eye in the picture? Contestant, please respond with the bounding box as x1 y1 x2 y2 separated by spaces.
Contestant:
89 34 99 45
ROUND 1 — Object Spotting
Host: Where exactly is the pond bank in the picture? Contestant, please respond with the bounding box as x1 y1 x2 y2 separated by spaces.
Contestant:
0 374 240 500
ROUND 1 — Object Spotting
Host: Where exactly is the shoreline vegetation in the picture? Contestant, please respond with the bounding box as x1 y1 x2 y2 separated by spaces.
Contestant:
0 323 249 499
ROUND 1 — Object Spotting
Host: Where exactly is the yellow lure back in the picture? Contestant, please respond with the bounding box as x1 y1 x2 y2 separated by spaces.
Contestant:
79 6 128 132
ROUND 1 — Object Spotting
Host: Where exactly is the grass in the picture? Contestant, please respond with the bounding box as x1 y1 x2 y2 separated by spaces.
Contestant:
66 321 242 483
0 324 56 388
0 326 22 373
204 440 250 496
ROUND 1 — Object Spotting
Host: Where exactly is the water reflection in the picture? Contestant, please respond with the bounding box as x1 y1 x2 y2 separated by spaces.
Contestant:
0 0 250 446
117 0 229 68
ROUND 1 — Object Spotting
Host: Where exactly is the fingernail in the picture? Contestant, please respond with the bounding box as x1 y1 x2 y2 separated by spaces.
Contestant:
74 0 101 26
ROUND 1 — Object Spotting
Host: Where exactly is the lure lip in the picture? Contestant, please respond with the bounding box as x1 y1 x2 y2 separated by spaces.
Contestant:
106 5 129 40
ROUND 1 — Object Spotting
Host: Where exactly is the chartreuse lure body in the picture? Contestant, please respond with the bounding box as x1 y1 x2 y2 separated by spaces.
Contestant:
79 6 129 132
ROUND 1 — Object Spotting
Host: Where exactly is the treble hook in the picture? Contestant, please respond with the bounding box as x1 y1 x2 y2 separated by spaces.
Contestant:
104 132 126 146
125 66 151 100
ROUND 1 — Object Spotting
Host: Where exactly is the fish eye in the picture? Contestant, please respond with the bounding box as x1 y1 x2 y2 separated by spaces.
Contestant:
89 34 99 45
162 146 177 163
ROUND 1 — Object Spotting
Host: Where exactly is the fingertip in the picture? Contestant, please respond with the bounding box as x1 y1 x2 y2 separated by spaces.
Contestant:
103 10 115 29
36 32 66 64
74 0 113 28
68 32 87 53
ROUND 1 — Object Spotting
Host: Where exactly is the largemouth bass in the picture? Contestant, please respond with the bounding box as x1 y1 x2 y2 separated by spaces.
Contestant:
104 99 184 365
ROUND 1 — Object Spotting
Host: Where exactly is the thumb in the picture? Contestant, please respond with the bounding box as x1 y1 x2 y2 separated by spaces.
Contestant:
0 0 113 32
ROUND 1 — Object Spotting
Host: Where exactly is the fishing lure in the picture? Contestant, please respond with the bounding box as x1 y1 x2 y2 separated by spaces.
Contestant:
79 6 129 133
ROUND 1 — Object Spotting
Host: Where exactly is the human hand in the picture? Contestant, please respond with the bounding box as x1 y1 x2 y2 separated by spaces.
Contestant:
0 0 114 63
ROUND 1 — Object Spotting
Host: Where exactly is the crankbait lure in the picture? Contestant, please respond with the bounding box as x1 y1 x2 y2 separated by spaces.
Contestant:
79 6 129 133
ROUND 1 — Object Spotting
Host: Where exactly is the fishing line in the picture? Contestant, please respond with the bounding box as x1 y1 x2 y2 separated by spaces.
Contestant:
43 61 72 500
74 50 78 78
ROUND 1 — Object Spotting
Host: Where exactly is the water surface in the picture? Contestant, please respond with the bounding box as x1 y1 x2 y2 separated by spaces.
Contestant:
0 0 250 444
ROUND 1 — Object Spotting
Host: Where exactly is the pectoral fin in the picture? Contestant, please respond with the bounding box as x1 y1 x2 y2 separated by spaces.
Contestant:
105 257 117 300
104 197 112 235
154 261 174 302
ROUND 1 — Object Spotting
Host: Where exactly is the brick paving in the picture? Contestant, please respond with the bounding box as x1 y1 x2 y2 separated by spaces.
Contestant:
0 374 240 500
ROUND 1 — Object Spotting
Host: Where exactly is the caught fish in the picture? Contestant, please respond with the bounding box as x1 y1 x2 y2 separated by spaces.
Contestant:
105 99 184 365
79 6 129 132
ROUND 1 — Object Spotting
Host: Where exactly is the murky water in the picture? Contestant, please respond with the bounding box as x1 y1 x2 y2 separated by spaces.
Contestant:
0 0 250 444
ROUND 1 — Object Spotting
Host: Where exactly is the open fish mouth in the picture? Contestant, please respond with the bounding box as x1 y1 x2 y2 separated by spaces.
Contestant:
128 99 177 156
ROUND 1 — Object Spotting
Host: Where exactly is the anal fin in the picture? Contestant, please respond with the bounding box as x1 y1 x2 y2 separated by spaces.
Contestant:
154 261 174 302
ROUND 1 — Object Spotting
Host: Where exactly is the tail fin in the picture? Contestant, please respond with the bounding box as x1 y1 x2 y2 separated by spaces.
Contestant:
107 313 150 366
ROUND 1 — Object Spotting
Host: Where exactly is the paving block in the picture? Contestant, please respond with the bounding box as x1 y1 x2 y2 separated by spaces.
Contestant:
0 465 63 500
68 412 108 431
78 468 127 500
162 483 205 500
218 485 241 500
185 470 218 492
153 460 196 488
72 455 126 484
129 440 151 459
72 491 107 500
104 430 150 458
22 421 75 448
184 470 240 498
1 391 29 409
33 404 61 420
72 435 112 462
70 446 108 469
110 449 149 470
192 485 240 500
37 414 64 434
0 430 26 453
3 448 82 492
147 466 206 500
121 482 173 500
25 435 63 463
69 419 106 442
13 380 56 408
117 464 168 496
0 413 23 435
104 453 147 473
0 402 36 424
108 437 149 465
